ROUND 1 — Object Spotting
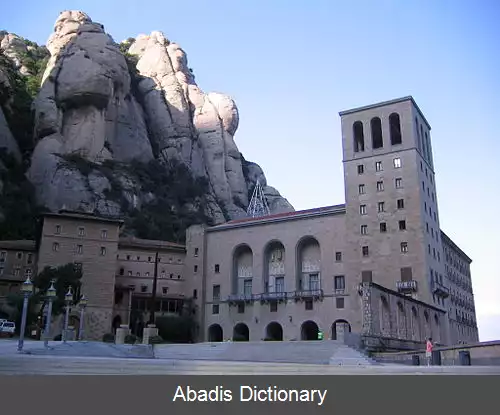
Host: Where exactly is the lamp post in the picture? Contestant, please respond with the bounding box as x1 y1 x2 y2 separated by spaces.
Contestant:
43 280 57 348
62 287 73 343
78 295 87 341
17 275 34 352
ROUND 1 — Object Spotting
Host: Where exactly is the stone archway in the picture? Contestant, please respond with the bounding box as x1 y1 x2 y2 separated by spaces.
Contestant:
300 320 319 341
208 324 223 342
265 322 283 341
331 319 351 341
233 323 249 341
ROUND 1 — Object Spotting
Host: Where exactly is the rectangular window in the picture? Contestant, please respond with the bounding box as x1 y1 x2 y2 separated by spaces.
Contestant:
16 252 22 260
14 267 20 277
360 225 367 235
399 220 406 230
336 297 345 309
194 248 199 257
397 199 404 209
270 302 278 312
379 222 387 232
334 275 345 290
400 267 413 281
101 229 108 239
212 304 219 314
422 181 425 191
78 227 85 236
0 251 5 263
128 271 132 276
335 252 342 262
145 272 149 277
401 242 408 253
378 201 385 212
360 205 367 215
194 265 198 272
212 285 220 301
358 184 365 194
26 253 33 265
52 242 59 252
376 181 384 191
141 285 148 293
193 289 198 299
426 222 429 233
243 279 252 296
55 225 61 234
275 276 285 293
99 247 106 256
362 246 369 257
309 273 320 291
357 164 364 174
77 245 83 254
395 178 402 188
214 264 220 273
237 303 245 314
305 300 313 310
375 161 382 171
393 158 401 168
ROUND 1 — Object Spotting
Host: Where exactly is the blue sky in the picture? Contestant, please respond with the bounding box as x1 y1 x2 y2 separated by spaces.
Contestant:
2 0 499 341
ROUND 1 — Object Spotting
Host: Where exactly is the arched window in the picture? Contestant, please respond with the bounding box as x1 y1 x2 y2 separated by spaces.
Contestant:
415 118 422 151
371 117 383 149
389 113 402 145
353 121 365 152
420 125 426 157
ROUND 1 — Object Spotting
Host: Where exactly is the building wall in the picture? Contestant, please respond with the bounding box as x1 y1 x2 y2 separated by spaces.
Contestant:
37 215 121 340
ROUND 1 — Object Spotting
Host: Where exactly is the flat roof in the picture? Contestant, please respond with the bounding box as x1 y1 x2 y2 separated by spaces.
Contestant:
118 236 186 252
208 204 346 232
338 96 432 130
440 230 472 263
42 210 125 225
0 240 37 251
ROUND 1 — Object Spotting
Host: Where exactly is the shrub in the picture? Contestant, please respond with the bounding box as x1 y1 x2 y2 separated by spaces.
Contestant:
124 334 138 344
155 315 195 343
148 335 163 345
102 333 115 343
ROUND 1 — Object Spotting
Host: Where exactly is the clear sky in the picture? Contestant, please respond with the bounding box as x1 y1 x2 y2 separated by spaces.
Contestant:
2 0 499 340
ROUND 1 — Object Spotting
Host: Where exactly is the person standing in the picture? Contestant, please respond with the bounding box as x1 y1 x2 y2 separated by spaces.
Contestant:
426 337 433 366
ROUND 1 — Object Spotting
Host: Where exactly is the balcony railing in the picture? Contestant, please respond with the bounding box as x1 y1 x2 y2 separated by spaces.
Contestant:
293 289 324 301
432 281 450 298
396 280 418 293
259 292 288 302
226 289 324 305
227 293 259 304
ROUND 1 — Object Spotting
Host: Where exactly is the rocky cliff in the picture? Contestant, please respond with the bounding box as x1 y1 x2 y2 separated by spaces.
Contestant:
0 10 293 241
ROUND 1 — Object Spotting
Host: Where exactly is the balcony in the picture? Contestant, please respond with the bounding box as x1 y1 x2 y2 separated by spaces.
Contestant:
432 281 450 298
293 289 324 301
259 292 288 303
396 280 418 293
227 293 258 305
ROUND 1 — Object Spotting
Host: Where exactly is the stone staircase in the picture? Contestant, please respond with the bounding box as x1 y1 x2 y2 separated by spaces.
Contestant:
153 340 379 365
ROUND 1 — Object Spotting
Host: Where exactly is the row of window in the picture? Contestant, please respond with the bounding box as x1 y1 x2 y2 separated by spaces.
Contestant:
352 113 402 152
0 251 34 265
357 158 401 175
119 254 183 264
54 224 109 239
0 266 32 278
360 220 407 235
359 198 405 215
118 268 182 280
361 242 408 257
52 242 107 256
358 178 403 195
444 249 470 277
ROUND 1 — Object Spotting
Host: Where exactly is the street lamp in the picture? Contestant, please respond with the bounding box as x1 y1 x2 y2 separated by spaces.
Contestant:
78 295 87 341
43 280 57 348
17 275 34 352
62 287 73 343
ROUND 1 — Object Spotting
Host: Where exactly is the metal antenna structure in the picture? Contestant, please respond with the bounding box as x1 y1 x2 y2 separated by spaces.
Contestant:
246 180 270 218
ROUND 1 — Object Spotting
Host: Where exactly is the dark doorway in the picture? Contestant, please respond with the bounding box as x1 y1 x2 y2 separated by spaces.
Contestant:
265 322 283 341
208 324 223 342
233 323 250 341
301 320 319 341
112 315 122 333
331 319 351 341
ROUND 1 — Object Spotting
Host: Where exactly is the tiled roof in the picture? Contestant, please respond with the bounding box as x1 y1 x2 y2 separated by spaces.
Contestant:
0 240 37 251
211 204 346 229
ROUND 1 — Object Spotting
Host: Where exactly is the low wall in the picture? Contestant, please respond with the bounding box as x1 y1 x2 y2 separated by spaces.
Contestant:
373 340 500 366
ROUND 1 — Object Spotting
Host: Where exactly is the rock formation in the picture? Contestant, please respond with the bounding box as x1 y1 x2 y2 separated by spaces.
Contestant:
1 10 293 239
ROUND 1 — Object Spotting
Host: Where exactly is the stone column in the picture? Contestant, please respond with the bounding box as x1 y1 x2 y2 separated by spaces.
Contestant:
142 324 158 344
115 324 130 345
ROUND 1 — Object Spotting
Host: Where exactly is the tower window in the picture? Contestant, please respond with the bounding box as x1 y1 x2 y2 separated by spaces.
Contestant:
376 181 384 191
357 164 364 174
359 184 365 194
397 199 404 209
362 246 369 257
335 252 342 262
401 242 408 253
371 117 383 149
360 205 367 215
393 158 401 168
375 161 383 171
380 222 387 232
395 178 402 188
378 202 385 212
353 121 365 152
415 117 422 151
215 264 220 273
399 220 406 230
361 225 368 235
389 113 402 145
